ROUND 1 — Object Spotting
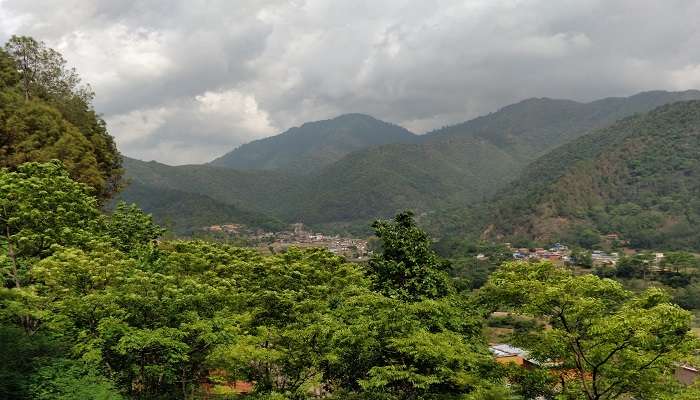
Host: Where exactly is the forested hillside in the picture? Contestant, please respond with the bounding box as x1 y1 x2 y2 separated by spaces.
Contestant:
0 36 122 200
210 113 417 173
469 100 700 251
117 181 284 234
121 90 700 232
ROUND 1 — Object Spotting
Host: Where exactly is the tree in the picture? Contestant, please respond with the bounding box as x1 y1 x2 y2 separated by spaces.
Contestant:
662 251 698 273
615 253 655 279
4 35 91 102
0 161 100 289
0 48 20 88
29 359 123 400
482 261 696 400
321 213 497 399
104 202 165 253
367 211 452 301
570 249 593 268
323 292 496 399
207 246 368 398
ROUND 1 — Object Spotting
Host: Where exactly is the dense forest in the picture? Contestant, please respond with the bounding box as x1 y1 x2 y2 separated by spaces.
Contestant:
439 100 700 252
2 36 700 399
0 36 122 201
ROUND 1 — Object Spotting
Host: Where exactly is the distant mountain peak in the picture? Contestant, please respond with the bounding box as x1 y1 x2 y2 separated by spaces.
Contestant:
209 113 416 173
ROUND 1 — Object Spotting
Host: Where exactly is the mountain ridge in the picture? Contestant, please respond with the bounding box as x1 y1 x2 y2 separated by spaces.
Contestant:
209 113 417 173
118 90 700 234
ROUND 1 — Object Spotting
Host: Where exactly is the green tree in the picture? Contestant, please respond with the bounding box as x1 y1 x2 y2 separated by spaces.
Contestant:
322 213 497 399
104 202 165 253
615 252 655 279
367 211 452 301
4 35 91 102
207 246 367 398
482 261 696 400
0 161 100 290
662 251 698 273
570 249 593 268
29 359 123 400
323 293 496 399
0 48 20 87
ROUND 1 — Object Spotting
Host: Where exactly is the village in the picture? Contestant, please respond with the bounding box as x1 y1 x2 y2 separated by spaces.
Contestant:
508 242 623 266
204 222 370 261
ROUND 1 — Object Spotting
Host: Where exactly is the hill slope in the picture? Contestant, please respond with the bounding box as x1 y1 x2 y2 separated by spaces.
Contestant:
210 113 417 173
477 100 700 250
120 91 700 233
283 90 700 223
114 181 284 234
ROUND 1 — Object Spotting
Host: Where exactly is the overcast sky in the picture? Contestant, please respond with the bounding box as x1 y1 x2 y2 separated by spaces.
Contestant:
1 0 699 164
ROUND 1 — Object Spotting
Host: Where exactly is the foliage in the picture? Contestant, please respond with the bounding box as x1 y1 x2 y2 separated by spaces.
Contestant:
473 100 700 253
113 179 284 234
1 36 121 200
2 164 503 399
324 293 495 399
482 261 697 400
104 202 165 252
0 324 67 399
0 161 100 288
29 359 123 400
367 211 452 301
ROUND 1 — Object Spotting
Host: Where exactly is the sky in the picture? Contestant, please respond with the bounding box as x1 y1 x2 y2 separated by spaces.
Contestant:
1 0 700 165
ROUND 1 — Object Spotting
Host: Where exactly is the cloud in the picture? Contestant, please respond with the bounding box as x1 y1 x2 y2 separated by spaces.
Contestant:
1 0 699 164
105 89 275 164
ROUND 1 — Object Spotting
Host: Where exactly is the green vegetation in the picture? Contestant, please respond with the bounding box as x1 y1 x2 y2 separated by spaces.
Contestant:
464 100 700 252
482 261 697 400
2 161 501 399
3 160 699 399
0 36 122 200
116 180 284 234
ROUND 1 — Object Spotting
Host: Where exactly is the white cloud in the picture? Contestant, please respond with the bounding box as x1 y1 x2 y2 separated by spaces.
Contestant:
106 106 172 146
195 89 275 136
669 64 700 91
54 25 174 90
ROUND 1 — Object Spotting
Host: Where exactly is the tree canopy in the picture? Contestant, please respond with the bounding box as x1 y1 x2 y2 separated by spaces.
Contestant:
482 261 697 400
1 163 698 398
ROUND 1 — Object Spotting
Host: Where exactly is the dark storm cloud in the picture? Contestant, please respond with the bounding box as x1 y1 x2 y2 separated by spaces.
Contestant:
2 0 699 164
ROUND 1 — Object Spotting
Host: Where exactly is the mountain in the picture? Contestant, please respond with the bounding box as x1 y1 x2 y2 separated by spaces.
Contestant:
119 90 700 234
423 90 700 160
280 90 700 223
210 113 418 173
471 100 700 251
